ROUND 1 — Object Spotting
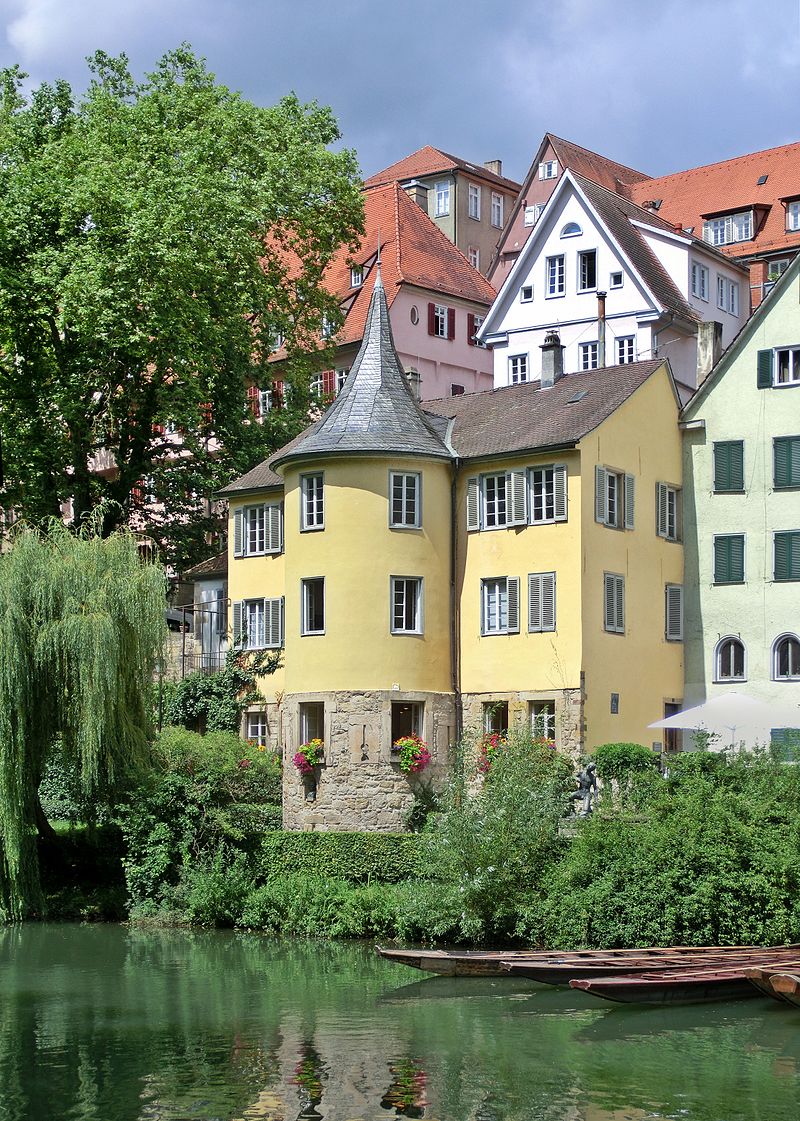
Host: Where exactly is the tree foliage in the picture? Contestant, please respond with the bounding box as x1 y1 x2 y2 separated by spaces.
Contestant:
0 46 364 569
164 646 280 733
0 522 166 919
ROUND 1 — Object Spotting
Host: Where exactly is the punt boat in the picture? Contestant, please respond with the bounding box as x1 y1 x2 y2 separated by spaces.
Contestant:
745 968 800 1006
571 958 800 1004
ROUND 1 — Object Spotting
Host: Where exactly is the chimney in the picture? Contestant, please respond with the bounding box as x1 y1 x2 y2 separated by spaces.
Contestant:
696 320 723 386
484 159 503 177
597 291 607 368
403 180 428 212
540 329 565 388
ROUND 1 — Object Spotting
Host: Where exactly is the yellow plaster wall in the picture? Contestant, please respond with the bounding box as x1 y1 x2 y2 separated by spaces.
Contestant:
580 363 684 750
282 455 453 694
457 450 584 695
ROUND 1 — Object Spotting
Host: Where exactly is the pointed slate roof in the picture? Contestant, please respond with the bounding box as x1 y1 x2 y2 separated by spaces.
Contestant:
271 269 451 469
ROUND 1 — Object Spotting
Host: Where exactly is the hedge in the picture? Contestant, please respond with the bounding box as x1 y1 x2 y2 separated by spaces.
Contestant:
256 830 432 883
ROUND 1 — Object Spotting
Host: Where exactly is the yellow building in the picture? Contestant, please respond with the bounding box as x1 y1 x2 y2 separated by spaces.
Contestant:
220 275 684 830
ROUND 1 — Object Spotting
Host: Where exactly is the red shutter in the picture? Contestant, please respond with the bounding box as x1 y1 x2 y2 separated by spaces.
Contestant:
247 385 260 418
200 402 212 430
151 422 165 436
447 307 456 340
322 369 336 397
273 380 284 408
132 481 144 506
467 312 475 346
427 302 436 335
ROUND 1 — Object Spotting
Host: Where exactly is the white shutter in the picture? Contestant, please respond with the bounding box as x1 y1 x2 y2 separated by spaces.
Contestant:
528 573 542 632
595 465 608 523
506 577 520 634
554 464 567 522
233 509 244 557
656 482 668 538
266 503 283 553
542 572 556 632
615 575 625 633
604 574 623 633
506 469 528 526
266 597 283 647
624 474 635 530
665 584 683 641
232 600 243 645
466 477 480 531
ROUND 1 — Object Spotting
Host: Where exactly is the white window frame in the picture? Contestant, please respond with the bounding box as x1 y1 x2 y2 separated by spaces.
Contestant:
301 577 325 636
468 246 480 270
299 701 324 744
716 274 726 310
472 314 486 348
616 336 636 364
714 636 746 683
703 210 753 246
232 597 283 650
350 265 363 288
390 576 423 634
236 503 283 557
609 270 624 289
691 261 709 301
491 192 503 229
300 473 324 531
520 285 533 303
773 633 800 681
389 471 421 529
776 346 800 386
529 464 567 524
787 201 800 232
433 303 448 338
258 388 272 415
603 573 625 634
579 342 599 371
246 711 269 746
482 472 508 529
336 368 350 394
577 249 597 293
539 160 558 180
596 465 634 530
509 354 529 383
530 700 556 740
435 180 450 217
546 255 565 297
468 182 481 220
309 373 324 397
524 204 543 227
656 482 681 542
728 280 739 316
481 576 520 636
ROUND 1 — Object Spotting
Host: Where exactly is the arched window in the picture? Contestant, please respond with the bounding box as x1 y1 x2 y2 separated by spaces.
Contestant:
560 222 582 238
715 636 746 681
774 634 800 680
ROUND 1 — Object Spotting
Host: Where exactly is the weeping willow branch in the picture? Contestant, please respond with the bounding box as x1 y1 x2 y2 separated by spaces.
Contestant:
0 522 166 920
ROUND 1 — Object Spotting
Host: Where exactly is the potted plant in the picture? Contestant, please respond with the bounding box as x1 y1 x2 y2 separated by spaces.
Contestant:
393 733 431 775
293 738 324 775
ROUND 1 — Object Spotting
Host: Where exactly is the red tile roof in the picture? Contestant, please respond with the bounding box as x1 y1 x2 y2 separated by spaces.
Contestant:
364 145 521 193
629 140 800 259
547 134 650 194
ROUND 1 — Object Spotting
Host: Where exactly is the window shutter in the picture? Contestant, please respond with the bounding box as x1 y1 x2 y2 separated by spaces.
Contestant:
233 509 244 557
447 307 456 340
554 464 568 521
615 576 625 633
427 302 436 335
274 379 284 408
265 504 283 553
714 536 730 583
322 369 336 396
757 349 773 388
232 601 243 646
528 574 542 632
247 385 260 417
656 482 668 538
506 469 528 526
775 532 800 581
467 311 476 346
466 477 480 531
774 436 800 488
542 572 556 631
506 577 520 634
730 535 745 582
595 465 608 523
665 584 683 641
624 474 635 530
266 598 282 647
604 574 616 631
728 442 744 490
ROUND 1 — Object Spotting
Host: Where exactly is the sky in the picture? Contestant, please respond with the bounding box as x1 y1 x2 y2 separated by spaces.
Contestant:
0 0 798 185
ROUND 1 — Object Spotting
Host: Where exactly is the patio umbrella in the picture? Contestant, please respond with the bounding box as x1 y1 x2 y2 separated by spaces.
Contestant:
648 691 800 750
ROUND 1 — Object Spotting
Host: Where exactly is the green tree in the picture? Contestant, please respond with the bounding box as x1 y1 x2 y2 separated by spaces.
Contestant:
0 522 166 919
0 46 363 569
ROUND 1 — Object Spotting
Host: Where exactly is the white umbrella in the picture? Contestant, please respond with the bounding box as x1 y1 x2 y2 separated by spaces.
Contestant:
649 691 800 751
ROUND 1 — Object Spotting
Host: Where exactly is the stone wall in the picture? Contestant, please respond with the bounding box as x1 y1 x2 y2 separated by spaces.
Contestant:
282 690 456 831
461 686 584 760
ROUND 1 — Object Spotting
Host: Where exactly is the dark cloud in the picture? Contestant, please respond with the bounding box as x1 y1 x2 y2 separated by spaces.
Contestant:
1 0 798 183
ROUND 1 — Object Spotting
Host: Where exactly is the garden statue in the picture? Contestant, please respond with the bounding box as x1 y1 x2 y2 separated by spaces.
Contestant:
570 762 598 817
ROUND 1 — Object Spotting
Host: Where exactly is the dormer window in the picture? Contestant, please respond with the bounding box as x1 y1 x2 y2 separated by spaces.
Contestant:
702 210 753 246
539 160 558 180
560 222 582 238
786 200 800 232
350 265 363 288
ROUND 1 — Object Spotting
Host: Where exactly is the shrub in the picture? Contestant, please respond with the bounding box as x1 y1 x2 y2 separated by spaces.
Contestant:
593 742 659 782
257 831 430 884
165 647 280 733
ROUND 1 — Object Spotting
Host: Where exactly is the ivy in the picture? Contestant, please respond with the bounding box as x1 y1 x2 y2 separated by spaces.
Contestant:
165 646 281 734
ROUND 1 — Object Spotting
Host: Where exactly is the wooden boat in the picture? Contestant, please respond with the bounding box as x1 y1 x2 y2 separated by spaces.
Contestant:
744 965 794 1002
571 957 800 1005
758 970 800 1007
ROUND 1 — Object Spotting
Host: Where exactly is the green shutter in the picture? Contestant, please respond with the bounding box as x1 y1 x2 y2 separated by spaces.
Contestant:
757 349 773 388
714 441 744 492
774 436 800 489
771 728 800 763
775 531 800 581
714 535 744 583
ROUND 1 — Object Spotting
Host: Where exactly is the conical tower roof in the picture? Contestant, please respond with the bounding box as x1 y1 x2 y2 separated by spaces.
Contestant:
272 268 451 469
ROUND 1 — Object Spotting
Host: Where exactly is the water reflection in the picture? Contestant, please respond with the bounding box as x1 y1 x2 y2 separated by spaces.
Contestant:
0 925 799 1121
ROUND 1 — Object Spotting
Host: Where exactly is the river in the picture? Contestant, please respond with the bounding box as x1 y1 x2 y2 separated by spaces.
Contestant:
0 924 798 1120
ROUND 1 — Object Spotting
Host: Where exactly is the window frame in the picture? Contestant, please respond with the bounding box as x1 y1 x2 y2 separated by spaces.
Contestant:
509 354 529 384
468 246 480 270
713 533 746 585
577 249 597 293
609 270 624 289
300 473 324 532
483 701 509 735
656 482 681 542
491 192 504 229
246 710 269 746
773 633 800 681
773 436 800 489
596 466 634 530
389 471 422 529
433 303 449 338
434 180 450 217
232 596 283 651
520 285 533 303
539 159 558 180
713 440 745 493
579 341 599 370
390 576 423 635
299 701 325 745
775 347 800 387
480 575 520 636
603 572 625 635
545 254 565 297
350 265 363 288
482 472 508 529
468 182 481 220
616 335 636 364
714 636 746 683
236 502 283 557
530 700 556 740
774 530 800 582
528 571 556 633
691 261 709 301
300 577 325 636
786 200 800 232
703 210 753 246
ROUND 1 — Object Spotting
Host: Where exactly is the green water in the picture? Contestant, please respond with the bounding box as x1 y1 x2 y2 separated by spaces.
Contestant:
0 925 799 1121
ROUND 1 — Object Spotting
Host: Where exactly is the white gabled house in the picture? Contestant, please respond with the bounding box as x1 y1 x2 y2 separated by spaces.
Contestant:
479 170 749 393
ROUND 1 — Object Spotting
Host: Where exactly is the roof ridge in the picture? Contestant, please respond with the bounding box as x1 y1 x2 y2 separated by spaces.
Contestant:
547 133 651 181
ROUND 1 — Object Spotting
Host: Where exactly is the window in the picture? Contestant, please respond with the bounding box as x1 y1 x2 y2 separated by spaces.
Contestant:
258 388 273 415
350 265 363 288
300 701 324 744
234 503 282 557
469 313 486 348
656 482 681 542
467 466 566 532
491 193 504 228
713 440 744 493
579 342 598 370
390 471 421 528
703 210 753 246
665 584 683 641
714 534 745 584
529 465 567 523
451 383 465 396
391 576 423 634
715 637 745 682
595 466 634 529
603 573 625 634
246 711 269 746
528 571 556 632
775 348 800 386
560 222 582 237
539 159 558 180
483 702 508 735
520 285 533 302
391 702 422 744
468 183 481 220
774 531 800 581
616 336 635 364
336 368 350 394
468 246 480 270
232 597 283 649
435 180 450 217
774 634 800 680
309 373 323 397
428 302 454 339
300 473 324 531
481 576 520 635
321 315 335 339
531 700 555 740
787 201 800 231
716 275 726 310
301 577 325 634
524 204 543 227
774 436 800 489
578 249 597 292
691 262 709 300
728 281 739 316
509 354 529 383
610 270 624 288
546 255 565 297
482 473 508 528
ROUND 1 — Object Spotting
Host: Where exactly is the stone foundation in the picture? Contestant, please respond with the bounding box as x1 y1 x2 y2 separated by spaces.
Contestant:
282 690 456 831
460 687 584 760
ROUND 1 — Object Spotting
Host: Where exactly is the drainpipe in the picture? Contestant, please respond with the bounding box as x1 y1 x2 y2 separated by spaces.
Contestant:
450 458 462 749
597 291 607 368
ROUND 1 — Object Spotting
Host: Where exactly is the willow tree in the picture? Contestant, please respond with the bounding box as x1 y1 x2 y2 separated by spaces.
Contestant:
0 522 166 919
